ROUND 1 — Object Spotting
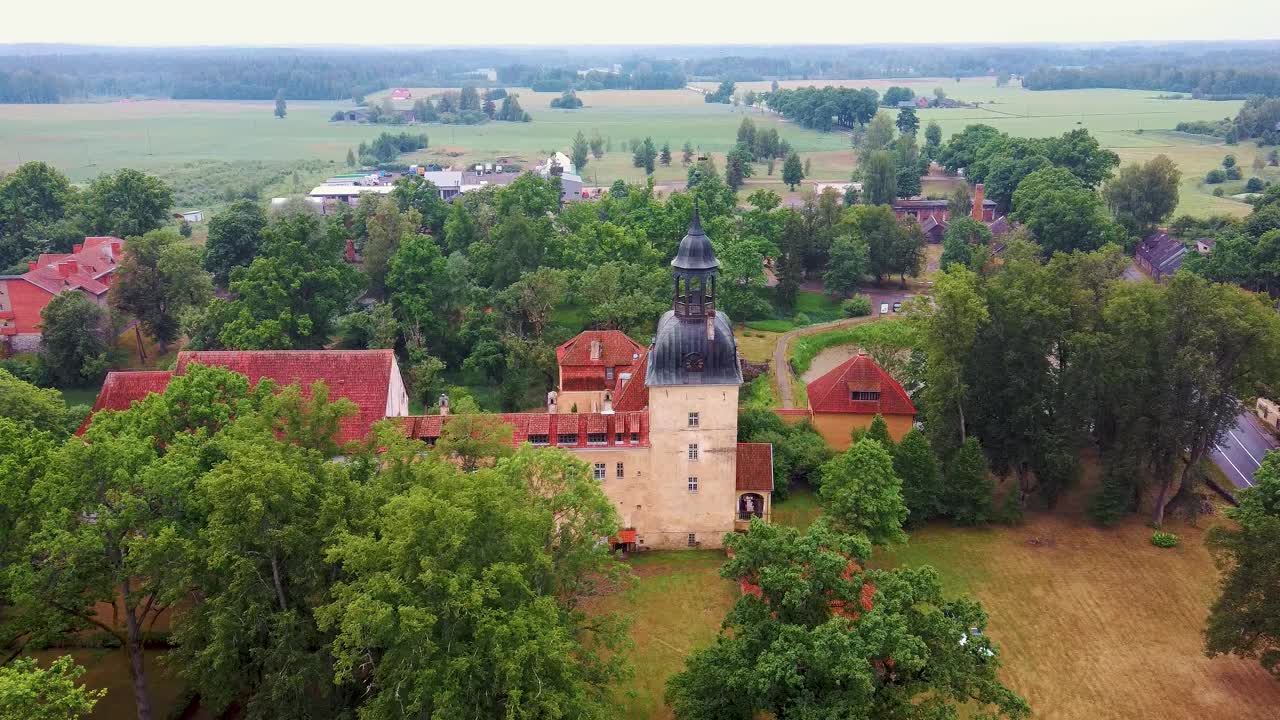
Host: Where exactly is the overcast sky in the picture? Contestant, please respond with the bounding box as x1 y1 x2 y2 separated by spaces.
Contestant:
3 0 1278 46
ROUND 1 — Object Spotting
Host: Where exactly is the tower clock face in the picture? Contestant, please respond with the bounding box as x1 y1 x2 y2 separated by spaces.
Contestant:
684 352 705 371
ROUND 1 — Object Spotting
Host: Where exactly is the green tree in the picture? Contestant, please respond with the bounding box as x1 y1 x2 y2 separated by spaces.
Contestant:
865 413 894 448
782 151 804 191
345 147 356 166
1102 154 1181 235
273 88 287 118
632 136 657 174
0 368 70 436
1011 166 1116 256
0 656 105 720
589 130 605 159
1205 453 1280 678
861 150 897 206
211 212 363 350
203 199 268 286
838 204 900 284
82 169 173 239
665 518 1030 720
320 446 630 720
817 438 908 545
938 123 1002 174
945 437 993 525
659 141 672 166
940 216 994 270
386 231 449 348
822 232 869 296
38 290 112 387
0 161 77 268
896 107 920 136
681 140 694 164
737 116 757 148
361 197 418 298
862 111 896 154
894 428 944 526
390 175 448 237
571 130 590 172
725 144 754 191
924 120 943 159
110 229 211 353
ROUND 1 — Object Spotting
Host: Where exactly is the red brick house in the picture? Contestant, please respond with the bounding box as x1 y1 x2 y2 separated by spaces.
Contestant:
0 237 124 354
554 330 645 412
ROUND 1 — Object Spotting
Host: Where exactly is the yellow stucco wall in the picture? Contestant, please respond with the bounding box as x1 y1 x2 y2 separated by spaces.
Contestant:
555 390 605 414
811 412 914 451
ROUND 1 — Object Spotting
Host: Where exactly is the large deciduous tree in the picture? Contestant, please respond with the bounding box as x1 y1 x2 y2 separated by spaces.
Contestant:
817 438 909 545
1205 453 1280 678
0 161 79 268
82 169 173 239
38 290 113 387
1102 154 1181 236
664 518 1030 720
0 655 105 720
861 150 897 206
202 199 268 286
1011 166 1117 256
110 229 211 353
782 151 804 190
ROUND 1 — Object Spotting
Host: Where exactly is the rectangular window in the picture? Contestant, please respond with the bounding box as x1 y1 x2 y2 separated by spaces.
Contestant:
615 432 625 443
593 463 606 481
630 432 639 443
616 462 624 479
687 533 697 547
557 432 578 445
687 476 699 493
606 367 615 381
528 434 549 446
850 391 881 402
688 412 700 428
688 443 699 460
587 432 607 445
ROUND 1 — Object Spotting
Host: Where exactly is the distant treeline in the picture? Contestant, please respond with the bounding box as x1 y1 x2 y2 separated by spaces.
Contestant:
766 86 880 131
5 42 1280 103
1022 45 1280 97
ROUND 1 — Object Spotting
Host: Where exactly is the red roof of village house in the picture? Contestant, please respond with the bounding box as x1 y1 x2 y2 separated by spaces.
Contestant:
79 350 400 444
806 353 916 416
556 330 644 368
736 443 775 492
22 236 123 296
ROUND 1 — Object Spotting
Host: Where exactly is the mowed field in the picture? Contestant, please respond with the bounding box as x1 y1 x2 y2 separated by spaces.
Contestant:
589 487 1280 720
0 79 1265 217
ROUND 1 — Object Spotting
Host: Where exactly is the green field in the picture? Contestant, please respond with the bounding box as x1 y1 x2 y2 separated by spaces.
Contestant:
0 79 1268 218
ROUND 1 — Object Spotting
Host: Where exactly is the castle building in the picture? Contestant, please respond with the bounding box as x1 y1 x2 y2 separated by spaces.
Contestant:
80 211 773 551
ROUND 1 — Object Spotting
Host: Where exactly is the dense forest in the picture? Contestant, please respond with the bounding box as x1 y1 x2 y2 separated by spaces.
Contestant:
5 42 1280 103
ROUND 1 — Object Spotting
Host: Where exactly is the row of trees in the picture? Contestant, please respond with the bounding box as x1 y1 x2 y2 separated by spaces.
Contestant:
765 85 881 131
911 239 1280 526
0 364 628 720
1023 64 1280 98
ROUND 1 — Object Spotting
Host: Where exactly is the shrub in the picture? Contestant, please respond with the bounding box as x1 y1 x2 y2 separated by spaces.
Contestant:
792 312 811 326
1246 177 1265 193
841 295 872 317
1225 165 1243 181
1205 169 1227 184
1213 187 1225 197
1151 531 1179 548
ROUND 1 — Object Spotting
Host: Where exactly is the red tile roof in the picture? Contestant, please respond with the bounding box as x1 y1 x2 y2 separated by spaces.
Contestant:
557 330 643 368
612 349 650 412
21 236 123 296
174 350 397 443
806 353 916 416
736 442 775 492
77 370 175 433
80 350 401 444
400 411 650 447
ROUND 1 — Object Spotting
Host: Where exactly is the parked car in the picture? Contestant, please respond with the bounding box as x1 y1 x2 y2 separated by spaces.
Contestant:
879 302 890 314
892 302 902 313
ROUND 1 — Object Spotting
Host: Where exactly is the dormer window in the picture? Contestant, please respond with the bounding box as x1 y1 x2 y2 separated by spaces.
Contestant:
606 367 615 382
850 391 881 402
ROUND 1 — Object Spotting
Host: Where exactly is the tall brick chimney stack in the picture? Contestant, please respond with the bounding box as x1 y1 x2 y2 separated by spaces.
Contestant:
971 183 985 221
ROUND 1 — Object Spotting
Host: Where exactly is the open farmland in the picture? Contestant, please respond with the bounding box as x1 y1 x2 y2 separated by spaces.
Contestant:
0 80 1259 217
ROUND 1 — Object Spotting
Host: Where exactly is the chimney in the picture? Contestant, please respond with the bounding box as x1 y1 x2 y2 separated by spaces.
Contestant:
601 390 614 415
438 393 450 416
971 183 985 221
589 339 602 361
345 238 357 263
547 390 558 414
73 243 83 253
57 261 78 278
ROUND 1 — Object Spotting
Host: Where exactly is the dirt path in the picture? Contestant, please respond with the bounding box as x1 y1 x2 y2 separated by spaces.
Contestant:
774 313 882 409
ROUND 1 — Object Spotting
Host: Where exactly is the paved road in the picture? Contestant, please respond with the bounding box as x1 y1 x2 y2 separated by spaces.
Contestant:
1211 410 1278 489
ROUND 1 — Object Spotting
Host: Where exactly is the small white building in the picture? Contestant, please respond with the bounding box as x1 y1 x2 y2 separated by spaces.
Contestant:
178 210 204 223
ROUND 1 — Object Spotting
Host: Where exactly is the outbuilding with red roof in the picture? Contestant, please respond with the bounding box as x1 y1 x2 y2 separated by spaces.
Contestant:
0 236 124 354
800 352 916 450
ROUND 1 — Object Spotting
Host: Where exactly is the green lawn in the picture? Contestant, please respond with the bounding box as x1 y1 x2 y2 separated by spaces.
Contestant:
788 319 918 375
58 386 102 408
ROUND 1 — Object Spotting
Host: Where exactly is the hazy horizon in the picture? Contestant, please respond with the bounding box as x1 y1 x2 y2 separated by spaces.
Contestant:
4 0 1279 47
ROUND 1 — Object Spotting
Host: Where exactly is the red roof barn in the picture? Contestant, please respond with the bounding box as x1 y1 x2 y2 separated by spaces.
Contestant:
0 236 124 353
799 352 917 450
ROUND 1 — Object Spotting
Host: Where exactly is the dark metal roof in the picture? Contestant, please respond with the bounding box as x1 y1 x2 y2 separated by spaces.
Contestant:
671 209 719 272
646 311 743 386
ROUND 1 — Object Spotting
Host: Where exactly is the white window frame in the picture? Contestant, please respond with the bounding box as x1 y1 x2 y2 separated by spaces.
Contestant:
687 476 699 493
688 443 699 460
593 463 606 481
688 411 700 428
